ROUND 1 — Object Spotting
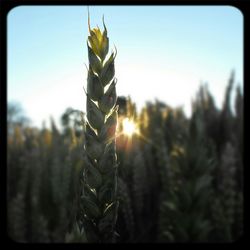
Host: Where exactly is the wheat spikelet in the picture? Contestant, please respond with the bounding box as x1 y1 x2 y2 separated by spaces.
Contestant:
81 15 119 243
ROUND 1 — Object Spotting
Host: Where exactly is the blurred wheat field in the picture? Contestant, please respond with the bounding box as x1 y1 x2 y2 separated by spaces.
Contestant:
7 71 243 243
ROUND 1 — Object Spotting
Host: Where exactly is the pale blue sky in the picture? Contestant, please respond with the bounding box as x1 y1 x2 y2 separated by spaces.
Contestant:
8 5 243 128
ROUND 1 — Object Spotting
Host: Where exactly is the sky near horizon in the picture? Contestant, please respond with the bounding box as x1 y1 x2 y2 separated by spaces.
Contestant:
8 5 243 128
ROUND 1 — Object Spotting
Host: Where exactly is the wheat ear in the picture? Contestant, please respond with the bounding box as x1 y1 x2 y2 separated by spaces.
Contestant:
81 15 119 243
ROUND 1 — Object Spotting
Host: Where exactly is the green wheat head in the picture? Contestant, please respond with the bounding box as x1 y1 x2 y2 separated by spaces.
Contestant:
81 15 119 243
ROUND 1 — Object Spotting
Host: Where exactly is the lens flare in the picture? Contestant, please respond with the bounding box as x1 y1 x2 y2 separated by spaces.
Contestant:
122 118 137 137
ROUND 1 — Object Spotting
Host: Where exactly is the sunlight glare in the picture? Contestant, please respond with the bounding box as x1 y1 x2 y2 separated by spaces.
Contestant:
122 118 137 137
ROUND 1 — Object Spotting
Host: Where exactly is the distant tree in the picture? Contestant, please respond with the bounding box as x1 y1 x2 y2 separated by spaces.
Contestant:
8 102 30 134
60 107 85 137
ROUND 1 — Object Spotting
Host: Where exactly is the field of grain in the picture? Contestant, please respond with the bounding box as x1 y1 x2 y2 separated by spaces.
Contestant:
7 17 243 243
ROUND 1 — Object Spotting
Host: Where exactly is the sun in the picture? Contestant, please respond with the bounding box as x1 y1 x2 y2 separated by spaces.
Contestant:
122 118 137 137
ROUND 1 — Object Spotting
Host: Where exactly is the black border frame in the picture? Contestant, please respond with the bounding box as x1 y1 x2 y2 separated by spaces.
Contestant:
0 0 248 245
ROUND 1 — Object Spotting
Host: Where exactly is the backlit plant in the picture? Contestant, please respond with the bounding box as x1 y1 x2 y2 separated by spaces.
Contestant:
80 16 119 243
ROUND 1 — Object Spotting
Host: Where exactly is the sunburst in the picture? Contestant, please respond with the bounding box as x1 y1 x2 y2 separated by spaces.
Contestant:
122 118 138 137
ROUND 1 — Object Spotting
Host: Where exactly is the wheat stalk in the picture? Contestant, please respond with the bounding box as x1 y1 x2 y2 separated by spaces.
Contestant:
81 15 119 243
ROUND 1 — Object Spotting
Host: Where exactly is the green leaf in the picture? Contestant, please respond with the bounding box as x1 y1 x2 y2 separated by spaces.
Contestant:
99 16 109 59
87 42 102 75
85 122 98 138
88 21 109 61
100 51 116 86
98 79 117 113
98 202 117 233
83 183 98 203
85 159 102 189
85 123 104 160
103 201 116 215
98 184 113 204
86 96 104 130
88 35 100 58
99 106 118 143
81 196 101 219
87 67 104 101
98 143 116 174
